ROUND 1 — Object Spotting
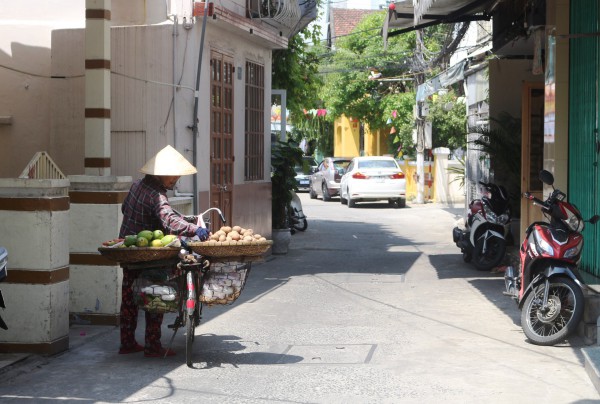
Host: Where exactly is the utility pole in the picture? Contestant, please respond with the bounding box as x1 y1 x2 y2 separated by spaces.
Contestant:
414 29 426 204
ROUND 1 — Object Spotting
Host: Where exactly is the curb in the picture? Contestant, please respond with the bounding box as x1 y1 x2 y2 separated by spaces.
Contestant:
583 347 600 396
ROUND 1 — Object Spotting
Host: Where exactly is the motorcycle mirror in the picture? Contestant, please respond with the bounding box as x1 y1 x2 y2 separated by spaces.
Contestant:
539 170 554 186
589 215 600 225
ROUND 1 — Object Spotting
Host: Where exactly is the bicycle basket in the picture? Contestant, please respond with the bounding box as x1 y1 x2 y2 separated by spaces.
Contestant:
200 262 251 306
132 278 179 313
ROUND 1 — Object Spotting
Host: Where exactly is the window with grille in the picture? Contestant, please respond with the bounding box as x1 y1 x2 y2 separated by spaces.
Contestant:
245 61 264 181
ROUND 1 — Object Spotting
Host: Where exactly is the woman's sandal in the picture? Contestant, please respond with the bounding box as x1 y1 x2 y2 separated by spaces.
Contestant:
118 343 144 354
144 348 176 358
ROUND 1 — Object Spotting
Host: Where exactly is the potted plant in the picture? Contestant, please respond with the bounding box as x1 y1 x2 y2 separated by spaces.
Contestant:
271 139 303 254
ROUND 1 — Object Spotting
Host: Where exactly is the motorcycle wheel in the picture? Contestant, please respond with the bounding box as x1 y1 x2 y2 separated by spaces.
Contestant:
472 236 506 271
293 219 308 232
521 277 584 346
462 251 472 263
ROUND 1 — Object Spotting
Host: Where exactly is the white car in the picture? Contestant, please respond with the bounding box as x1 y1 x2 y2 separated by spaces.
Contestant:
339 156 407 208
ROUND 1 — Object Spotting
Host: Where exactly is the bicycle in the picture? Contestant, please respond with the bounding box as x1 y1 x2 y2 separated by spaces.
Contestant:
166 207 226 367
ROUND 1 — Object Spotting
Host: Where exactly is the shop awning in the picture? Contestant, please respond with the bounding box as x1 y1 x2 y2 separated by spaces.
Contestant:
382 0 497 45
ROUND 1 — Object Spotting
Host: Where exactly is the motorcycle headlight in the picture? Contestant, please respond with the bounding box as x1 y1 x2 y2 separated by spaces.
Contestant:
564 243 583 259
483 205 498 223
534 232 555 256
498 213 509 225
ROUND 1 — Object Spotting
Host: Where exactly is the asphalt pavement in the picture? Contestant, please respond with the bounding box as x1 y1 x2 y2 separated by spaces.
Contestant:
0 193 599 403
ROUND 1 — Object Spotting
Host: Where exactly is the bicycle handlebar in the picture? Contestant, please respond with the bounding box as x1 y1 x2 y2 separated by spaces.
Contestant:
200 207 226 225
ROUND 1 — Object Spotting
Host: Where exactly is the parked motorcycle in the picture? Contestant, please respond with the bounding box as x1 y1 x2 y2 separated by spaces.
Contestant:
289 190 307 234
453 181 512 270
504 170 599 346
0 246 7 330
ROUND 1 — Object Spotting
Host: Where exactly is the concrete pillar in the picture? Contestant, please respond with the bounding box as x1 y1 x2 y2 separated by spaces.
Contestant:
68 175 131 325
433 147 450 204
85 0 111 176
0 179 70 354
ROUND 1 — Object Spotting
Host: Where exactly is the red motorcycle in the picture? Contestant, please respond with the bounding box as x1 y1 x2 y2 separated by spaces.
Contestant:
504 170 599 345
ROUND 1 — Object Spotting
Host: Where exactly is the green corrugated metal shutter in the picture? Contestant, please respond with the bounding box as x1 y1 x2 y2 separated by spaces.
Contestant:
569 0 600 275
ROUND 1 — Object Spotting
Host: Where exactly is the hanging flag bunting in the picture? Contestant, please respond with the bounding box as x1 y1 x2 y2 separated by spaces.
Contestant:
386 117 392 125
390 126 396 134
392 110 397 118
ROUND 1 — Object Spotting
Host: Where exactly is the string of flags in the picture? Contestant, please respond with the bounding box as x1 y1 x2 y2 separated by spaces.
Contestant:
303 109 328 117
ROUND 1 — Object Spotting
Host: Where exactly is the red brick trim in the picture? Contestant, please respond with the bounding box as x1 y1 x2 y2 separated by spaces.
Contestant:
84 157 111 168
70 312 120 326
70 253 116 266
0 197 69 212
69 191 128 205
86 9 111 20
0 336 69 355
85 108 111 118
6 266 69 285
85 59 111 69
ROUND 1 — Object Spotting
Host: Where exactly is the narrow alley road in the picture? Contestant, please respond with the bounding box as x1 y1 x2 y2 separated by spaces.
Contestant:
0 193 597 403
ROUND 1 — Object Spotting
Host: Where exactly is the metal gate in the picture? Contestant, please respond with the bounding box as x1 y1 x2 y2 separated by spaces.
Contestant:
569 0 600 275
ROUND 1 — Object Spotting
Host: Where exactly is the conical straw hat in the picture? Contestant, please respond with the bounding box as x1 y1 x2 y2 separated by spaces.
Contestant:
139 145 197 176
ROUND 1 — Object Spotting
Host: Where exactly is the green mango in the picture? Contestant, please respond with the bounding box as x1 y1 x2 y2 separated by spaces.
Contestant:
124 235 138 247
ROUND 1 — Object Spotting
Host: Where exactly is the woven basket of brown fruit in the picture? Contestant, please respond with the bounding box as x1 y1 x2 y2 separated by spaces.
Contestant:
187 225 272 258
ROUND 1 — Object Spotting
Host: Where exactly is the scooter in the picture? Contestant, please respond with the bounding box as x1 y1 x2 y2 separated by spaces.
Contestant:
0 247 7 330
504 170 599 346
453 181 512 270
289 190 308 234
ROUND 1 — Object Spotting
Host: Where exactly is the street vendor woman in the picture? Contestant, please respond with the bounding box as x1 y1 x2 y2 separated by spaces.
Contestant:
118 145 209 357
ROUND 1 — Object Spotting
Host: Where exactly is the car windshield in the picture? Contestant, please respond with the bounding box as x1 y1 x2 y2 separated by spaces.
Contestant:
357 160 398 169
332 160 351 171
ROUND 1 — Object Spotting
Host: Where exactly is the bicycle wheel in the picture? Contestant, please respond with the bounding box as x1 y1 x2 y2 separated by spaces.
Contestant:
186 312 194 366
185 270 197 367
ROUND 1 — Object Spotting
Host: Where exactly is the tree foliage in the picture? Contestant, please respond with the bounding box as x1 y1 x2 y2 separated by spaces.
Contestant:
320 12 416 135
427 90 467 150
272 23 324 127
273 7 469 157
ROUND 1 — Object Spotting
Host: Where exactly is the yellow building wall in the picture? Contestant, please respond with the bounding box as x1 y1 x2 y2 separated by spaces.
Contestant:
333 115 360 157
398 159 435 201
333 115 392 157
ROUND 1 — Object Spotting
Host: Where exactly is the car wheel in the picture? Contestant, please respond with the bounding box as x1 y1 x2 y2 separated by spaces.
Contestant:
388 198 406 209
340 189 347 205
322 183 331 201
309 185 317 199
347 192 356 208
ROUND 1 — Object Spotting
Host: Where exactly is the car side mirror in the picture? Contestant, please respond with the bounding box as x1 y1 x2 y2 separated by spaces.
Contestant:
311 167 318 174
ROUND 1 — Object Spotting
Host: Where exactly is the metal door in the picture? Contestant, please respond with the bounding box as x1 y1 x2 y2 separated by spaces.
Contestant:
210 51 234 227
569 0 600 276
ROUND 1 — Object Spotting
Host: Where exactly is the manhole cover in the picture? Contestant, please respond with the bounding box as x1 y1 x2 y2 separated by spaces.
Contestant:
279 344 377 365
